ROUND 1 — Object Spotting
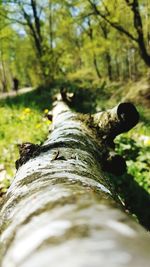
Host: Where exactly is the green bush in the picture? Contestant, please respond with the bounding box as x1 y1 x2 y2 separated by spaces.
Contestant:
115 132 150 193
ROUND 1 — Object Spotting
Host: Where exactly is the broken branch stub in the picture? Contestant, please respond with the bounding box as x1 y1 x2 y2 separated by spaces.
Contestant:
117 102 139 131
92 102 139 146
89 102 138 175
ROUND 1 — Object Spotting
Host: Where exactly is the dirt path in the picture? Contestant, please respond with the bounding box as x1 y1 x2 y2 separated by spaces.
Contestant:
0 87 34 100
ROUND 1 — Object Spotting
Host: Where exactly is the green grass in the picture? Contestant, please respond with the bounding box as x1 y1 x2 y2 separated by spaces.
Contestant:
0 85 54 195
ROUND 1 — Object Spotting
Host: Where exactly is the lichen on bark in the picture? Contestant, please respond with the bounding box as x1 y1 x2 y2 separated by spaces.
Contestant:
0 94 150 267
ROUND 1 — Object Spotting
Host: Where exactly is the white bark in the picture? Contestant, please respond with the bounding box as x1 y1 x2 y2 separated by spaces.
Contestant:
0 98 150 267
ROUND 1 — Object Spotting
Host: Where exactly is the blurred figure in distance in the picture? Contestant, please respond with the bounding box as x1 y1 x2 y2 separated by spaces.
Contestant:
13 77 19 94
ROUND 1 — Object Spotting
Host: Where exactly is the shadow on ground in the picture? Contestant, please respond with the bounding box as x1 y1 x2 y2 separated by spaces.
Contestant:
0 84 55 111
0 81 104 113
110 172 150 231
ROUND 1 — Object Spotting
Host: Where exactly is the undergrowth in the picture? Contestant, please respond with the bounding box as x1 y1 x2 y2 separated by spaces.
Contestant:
115 123 150 194
0 86 54 196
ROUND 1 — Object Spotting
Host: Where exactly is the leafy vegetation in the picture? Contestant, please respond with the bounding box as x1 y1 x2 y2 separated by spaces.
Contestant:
116 128 150 193
1 0 150 91
0 87 53 196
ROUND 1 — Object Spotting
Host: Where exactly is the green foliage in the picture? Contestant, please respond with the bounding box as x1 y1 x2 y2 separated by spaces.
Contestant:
1 0 150 89
0 86 55 195
0 104 49 169
115 128 150 193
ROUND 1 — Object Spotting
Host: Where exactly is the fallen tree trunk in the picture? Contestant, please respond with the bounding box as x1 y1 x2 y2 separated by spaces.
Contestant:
0 95 150 267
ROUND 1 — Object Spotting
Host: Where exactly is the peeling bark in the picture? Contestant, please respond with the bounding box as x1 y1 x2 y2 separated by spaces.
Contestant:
0 96 150 267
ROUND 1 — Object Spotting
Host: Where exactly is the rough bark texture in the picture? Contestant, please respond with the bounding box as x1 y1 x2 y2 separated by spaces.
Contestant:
0 97 150 267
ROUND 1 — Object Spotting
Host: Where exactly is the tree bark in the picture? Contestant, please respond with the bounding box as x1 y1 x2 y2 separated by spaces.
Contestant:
0 96 150 267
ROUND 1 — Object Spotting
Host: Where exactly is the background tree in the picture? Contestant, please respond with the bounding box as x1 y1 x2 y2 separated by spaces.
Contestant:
1 0 150 87
88 0 150 67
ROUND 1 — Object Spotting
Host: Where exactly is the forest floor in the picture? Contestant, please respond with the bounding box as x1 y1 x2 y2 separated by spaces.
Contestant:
0 87 34 100
0 78 149 213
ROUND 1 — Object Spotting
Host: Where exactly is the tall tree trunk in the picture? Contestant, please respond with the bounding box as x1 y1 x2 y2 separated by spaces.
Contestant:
93 52 101 79
49 0 53 53
86 18 101 79
0 95 150 267
105 52 112 80
0 47 7 92
115 55 120 79
100 22 112 80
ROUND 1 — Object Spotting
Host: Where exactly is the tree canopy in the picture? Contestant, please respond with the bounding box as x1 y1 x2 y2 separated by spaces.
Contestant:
0 0 150 90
